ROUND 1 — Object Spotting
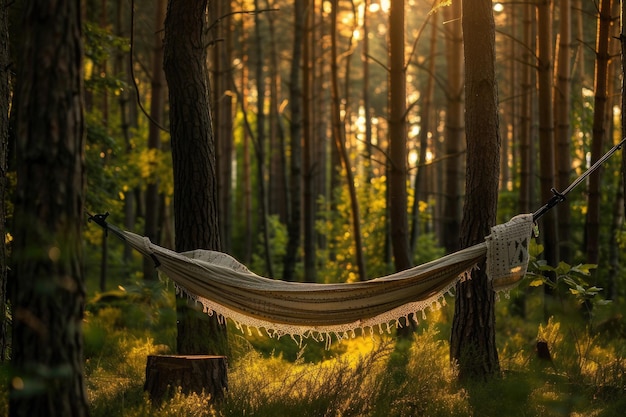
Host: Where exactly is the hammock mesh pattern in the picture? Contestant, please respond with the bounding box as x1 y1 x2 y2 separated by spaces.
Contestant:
108 213 535 345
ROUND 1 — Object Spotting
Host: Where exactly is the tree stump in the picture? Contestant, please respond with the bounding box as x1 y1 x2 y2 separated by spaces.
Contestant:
144 355 228 404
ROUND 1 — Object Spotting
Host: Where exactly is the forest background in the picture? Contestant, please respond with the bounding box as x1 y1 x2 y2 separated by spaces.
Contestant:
2 0 626 416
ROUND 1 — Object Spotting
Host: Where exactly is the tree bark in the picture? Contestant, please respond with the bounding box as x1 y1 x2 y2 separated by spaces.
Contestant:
537 0 559 268
10 0 89 415
0 0 8 362
555 0 572 263
163 0 228 355
388 0 411 272
442 0 464 253
144 0 167 281
330 0 366 281
450 0 501 380
283 0 304 282
585 0 612 266
302 0 316 283
411 11 437 251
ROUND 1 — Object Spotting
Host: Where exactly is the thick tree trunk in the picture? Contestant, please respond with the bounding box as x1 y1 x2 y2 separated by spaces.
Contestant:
10 0 89 415
163 0 228 355
450 0 501 380
0 0 8 362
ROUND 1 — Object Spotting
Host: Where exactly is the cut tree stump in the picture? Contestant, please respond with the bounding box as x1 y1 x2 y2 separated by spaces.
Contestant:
144 355 228 404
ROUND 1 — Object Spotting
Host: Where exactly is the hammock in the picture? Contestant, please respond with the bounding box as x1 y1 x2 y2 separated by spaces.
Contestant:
95 213 535 345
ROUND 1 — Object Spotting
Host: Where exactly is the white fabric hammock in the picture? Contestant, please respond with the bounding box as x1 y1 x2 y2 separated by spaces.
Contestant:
106 213 535 344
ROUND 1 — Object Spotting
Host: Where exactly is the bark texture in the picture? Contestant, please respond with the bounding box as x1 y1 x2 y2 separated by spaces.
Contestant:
144 355 227 404
163 0 228 355
10 0 89 415
450 0 501 380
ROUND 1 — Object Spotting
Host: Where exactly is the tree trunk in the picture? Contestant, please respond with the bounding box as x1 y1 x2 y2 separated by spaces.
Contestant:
555 0 572 262
302 0 316 283
0 0 8 362
10 0 89 415
585 0 612 266
442 0 464 253
144 0 167 281
163 0 228 355
211 0 234 254
283 0 304 282
621 0 626 225
388 0 411 272
450 0 501 380
411 11 437 252
253 0 274 277
330 0 366 281
537 0 559 268
519 2 535 214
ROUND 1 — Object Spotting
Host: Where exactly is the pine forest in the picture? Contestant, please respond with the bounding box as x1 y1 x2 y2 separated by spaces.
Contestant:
2 0 626 416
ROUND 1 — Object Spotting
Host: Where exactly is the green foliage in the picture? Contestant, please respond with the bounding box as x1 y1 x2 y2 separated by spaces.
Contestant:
250 215 288 278
525 241 610 314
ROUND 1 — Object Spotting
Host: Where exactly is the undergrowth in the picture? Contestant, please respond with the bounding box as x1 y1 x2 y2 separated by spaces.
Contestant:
1 278 625 416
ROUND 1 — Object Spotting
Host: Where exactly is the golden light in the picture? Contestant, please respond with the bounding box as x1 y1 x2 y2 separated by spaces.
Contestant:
493 2 504 12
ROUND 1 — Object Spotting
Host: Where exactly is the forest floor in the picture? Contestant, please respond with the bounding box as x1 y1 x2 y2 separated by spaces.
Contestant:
1 271 625 416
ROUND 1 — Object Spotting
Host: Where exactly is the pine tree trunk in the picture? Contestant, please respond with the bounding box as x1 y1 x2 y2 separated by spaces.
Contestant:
585 0 612 266
144 0 167 281
302 0 316 283
442 0 464 253
450 0 501 380
163 0 228 355
518 2 535 215
388 0 411 272
411 12 437 252
283 0 304 281
0 0 8 362
330 0 366 281
555 0 573 263
10 0 89 414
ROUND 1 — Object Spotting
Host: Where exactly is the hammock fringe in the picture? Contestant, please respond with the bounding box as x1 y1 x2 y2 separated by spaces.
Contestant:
102 213 535 347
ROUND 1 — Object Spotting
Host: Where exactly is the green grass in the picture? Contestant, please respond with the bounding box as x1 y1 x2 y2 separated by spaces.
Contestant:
1 278 625 416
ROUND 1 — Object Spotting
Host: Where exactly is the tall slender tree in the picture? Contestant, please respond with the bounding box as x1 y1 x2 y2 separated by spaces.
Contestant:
163 0 228 355
330 0 366 281
143 0 167 281
283 0 305 281
537 0 559 269
442 0 464 253
388 0 411 272
0 0 8 361
450 0 501 380
10 0 89 414
585 0 613 266
555 0 573 262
